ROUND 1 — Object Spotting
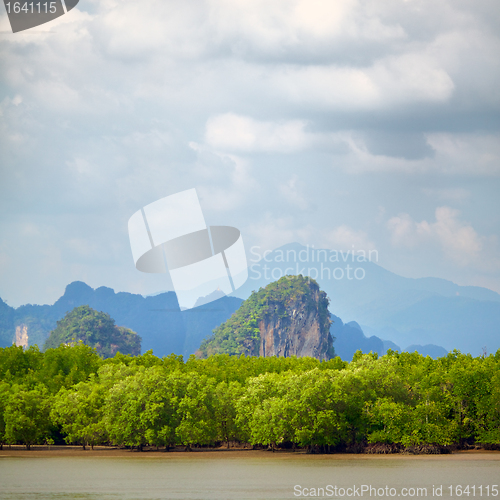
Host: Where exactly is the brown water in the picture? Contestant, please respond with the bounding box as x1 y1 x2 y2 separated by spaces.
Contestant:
0 451 499 500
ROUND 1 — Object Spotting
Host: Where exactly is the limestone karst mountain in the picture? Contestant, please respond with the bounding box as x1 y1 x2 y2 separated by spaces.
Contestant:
236 242 500 356
44 305 141 358
0 281 241 358
198 275 334 360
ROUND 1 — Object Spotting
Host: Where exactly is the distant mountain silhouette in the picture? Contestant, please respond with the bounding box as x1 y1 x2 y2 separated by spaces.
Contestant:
235 242 500 356
331 315 387 361
193 289 226 308
329 316 448 361
0 281 241 358
404 344 448 358
0 282 184 356
2 237 496 359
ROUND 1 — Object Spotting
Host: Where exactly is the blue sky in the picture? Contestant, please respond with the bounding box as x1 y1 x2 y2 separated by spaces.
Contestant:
0 0 499 307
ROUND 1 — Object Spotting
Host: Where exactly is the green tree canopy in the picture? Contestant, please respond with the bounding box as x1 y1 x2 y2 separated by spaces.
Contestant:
51 376 108 450
1 340 500 451
44 305 141 358
4 384 52 449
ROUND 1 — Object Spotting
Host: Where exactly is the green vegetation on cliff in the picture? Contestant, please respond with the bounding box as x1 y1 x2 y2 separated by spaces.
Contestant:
44 305 141 358
199 275 331 357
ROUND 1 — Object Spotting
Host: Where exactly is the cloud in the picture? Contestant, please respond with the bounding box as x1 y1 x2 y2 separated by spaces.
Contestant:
326 131 500 174
205 113 312 153
246 214 376 257
426 133 500 176
267 65 381 110
322 225 376 252
369 52 455 103
387 207 482 266
1 0 500 305
245 215 315 253
279 174 309 210
188 142 259 213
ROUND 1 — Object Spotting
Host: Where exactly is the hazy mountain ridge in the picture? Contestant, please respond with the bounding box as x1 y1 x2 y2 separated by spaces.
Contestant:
0 280 449 361
1 240 497 357
0 281 241 358
331 316 448 360
237 243 500 355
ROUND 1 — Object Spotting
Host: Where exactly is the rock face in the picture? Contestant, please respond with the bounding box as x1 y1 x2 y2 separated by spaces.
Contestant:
15 324 29 348
199 275 334 360
257 285 332 360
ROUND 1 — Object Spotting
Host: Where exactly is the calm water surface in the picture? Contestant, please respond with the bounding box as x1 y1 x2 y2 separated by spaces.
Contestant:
0 452 499 500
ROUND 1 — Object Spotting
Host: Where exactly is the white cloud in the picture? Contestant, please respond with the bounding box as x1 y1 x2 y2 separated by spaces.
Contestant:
322 225 376 252
1 0 500 305
246 215 376 257
205 113 312 153
188 143 259 212
387 207 482 266
369 52 455 103
208 0 356 47
246 215 315 253
268 65 381 110
95 1 209 60
426 133 500 175
207 0 409 58
264 50 454 112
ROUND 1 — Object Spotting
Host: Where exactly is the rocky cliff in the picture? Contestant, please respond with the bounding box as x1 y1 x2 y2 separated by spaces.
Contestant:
199 275 334 360
15 324 29 348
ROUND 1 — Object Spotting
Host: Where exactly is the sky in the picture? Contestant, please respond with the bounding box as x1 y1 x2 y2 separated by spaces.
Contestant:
0 0 499 308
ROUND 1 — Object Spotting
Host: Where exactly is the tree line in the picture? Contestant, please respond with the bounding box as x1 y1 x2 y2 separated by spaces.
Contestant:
0 343 499 451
